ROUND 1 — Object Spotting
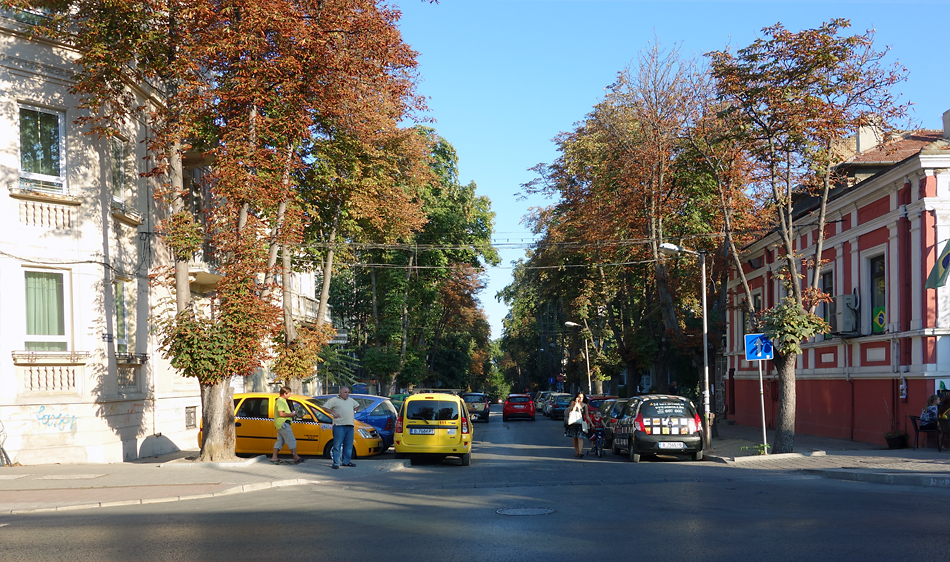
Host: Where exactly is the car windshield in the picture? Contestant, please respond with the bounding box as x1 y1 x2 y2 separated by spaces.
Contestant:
406 400 459 421
641 400 692 417
508 396 530 403
463 395 487 403
588 399 607 409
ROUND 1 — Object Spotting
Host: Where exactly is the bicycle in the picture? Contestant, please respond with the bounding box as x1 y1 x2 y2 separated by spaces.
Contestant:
588 427 605 458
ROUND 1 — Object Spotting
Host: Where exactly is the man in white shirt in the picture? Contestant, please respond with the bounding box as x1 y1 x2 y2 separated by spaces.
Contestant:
323 386 360 469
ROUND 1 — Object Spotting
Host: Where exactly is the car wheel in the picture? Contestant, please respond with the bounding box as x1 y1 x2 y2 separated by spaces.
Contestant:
629 446 640 463
460 452 471 466
503 416 508 422
530 416 536 421
692 450 704 462
323 441 333 459
612 442 621 455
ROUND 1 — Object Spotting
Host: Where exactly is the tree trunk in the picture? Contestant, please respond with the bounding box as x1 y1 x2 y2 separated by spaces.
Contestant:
197 379 236 462
315 204 340 327
283 248 303 395
592 378 603 395
772 351 797 453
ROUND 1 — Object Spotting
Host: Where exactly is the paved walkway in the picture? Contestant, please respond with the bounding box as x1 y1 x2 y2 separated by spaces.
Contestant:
3 423 950 514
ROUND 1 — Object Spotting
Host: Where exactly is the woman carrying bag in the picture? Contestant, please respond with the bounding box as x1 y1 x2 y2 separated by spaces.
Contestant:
564 392 589 458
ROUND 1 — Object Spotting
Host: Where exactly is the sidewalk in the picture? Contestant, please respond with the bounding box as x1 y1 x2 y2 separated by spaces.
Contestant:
707 421 950 488
3 425 950 514
0 452 410 514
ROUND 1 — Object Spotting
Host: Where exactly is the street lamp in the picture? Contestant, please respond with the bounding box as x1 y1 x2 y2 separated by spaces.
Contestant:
658 242 710 448
564 321 591 394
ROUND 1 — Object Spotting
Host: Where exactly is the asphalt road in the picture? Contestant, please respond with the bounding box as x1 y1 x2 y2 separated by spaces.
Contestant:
3 405 950 561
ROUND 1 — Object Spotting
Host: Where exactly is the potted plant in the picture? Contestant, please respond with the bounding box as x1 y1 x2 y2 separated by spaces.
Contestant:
884 399 907 449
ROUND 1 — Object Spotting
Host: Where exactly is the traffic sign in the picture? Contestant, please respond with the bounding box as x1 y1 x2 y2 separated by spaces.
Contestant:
744 333 773 361
548 377 555 385
556 374 565 382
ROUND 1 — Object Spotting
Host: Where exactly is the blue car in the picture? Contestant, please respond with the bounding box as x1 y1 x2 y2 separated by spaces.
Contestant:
310 394 398 450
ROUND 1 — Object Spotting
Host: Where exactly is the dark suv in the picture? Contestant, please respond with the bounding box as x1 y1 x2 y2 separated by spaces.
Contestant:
612 395 704 462
461 393 491 423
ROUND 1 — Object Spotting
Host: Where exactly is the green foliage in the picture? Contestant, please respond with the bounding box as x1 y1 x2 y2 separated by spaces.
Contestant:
761 297 830 356
271 325 334 383
163 212 204 258
158 312 233 385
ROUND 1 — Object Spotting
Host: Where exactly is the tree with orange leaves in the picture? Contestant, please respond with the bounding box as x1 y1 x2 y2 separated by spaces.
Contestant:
10 0 431 460
709 19 909 453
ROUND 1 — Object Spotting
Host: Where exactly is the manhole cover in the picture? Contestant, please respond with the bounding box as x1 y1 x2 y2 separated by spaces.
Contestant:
496 507 555 516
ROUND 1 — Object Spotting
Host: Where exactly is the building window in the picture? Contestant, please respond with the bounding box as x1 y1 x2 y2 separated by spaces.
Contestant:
870 254 886 334
185 406 197 429
19 106 65 193
111 137 129 203
114 280 129 354
25 270 67 351
819 270 834 324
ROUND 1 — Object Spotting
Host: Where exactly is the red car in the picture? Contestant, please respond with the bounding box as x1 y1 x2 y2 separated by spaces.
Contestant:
502 394 536 421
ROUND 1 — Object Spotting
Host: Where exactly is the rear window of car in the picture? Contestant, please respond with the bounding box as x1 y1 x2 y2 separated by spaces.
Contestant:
556 396 572 405
508 396 531 403
406 400 460 421
588 399 607 409
371 400 398 416
463 395 487 404
640 400 692 418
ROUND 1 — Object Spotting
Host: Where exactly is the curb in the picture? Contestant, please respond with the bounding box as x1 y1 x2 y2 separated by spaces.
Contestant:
157 455 268 469
803 469 950 489
709 450 827 465
6 478 317 515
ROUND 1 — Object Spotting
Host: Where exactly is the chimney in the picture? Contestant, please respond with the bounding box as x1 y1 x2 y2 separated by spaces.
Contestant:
943 109 950 140
856 124 882 153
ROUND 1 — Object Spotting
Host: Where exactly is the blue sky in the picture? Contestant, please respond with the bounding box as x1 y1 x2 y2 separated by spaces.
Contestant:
394 0 950 339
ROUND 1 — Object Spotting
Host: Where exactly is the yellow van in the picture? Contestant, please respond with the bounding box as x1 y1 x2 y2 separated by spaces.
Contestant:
394 392 472 465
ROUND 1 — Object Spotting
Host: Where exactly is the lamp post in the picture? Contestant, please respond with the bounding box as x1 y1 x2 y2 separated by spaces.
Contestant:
658 242 710 448
564 321 591 394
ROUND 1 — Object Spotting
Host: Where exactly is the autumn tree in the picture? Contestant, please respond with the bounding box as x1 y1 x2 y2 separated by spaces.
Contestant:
709 19 908 453
13 0 430 460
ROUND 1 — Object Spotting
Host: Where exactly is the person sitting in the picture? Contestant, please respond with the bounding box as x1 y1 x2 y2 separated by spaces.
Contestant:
920 394 940 429
938 395 950 420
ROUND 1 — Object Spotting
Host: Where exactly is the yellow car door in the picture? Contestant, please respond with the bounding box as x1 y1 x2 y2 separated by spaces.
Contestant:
286 398 333 456
234 396 277 454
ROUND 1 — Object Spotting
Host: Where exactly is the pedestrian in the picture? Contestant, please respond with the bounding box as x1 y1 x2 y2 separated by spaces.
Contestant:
564 392 588 458
669 380 679 396
920 394 940 430
323 386 359 469
272 386 302 464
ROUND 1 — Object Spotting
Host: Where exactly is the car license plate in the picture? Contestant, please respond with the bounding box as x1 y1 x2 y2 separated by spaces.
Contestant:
447 428 456 435
409 428 435 435
658 442 685 449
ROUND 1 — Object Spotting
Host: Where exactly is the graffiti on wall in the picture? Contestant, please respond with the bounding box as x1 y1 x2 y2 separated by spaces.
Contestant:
31 405 78 432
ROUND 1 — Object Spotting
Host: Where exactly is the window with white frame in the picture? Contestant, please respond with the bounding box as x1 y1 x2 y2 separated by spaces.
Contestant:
111 137 129 203
818 270 834 324
114 279 129 354
24 270 69 351
19 105 66 193
869 254 887 334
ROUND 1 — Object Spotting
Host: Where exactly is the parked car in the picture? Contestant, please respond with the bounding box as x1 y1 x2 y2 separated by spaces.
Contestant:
502 394 536 421
600 398 629 451
543 393 567 417
535 391 552 412
394 391 473 466
311 394 398 450
550 394 574 420
200 393 385 458
587 395 618 412
460 392 491 422
611 394 704 463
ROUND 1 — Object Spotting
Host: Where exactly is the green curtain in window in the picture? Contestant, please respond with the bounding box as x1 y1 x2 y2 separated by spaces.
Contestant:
26 271 65 338
20 108 60 177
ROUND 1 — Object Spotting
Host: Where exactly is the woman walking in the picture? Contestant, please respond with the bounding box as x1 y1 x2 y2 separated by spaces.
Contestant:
564 392 589 458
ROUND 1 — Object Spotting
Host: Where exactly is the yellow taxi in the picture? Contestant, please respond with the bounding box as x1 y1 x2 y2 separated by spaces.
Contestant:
198 392 385 458
394 391 472 465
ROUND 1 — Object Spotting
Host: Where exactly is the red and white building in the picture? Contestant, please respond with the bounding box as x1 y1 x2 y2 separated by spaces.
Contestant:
724 111 950 446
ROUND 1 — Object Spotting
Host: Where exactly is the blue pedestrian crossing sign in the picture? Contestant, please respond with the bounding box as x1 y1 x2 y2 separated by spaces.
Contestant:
744 333 773 361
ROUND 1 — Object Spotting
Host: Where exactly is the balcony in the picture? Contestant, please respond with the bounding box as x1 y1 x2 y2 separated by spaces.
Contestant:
188 243 223 291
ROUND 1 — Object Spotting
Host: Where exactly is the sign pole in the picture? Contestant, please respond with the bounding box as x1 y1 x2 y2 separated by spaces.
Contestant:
757 360 768 455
